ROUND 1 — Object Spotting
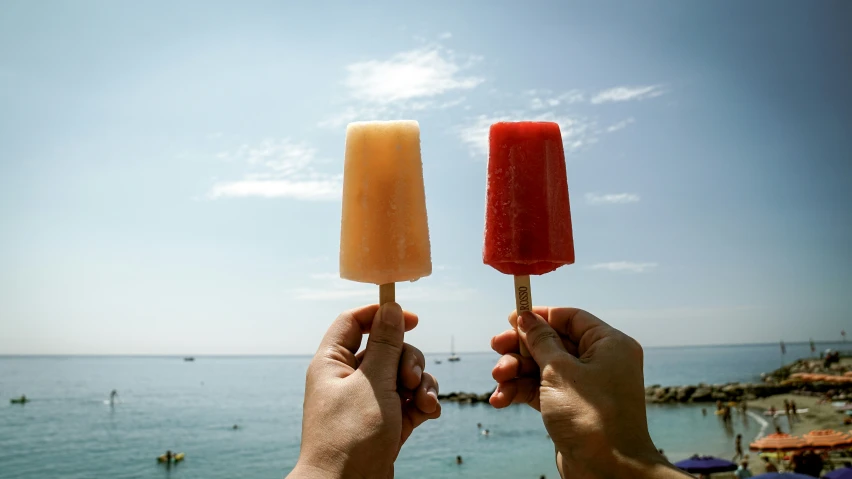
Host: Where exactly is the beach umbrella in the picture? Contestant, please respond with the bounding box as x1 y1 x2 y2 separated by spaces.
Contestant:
750 433 809 452
803 429 852 450
752 474 819 479
824 468 852 479
673 455 737 474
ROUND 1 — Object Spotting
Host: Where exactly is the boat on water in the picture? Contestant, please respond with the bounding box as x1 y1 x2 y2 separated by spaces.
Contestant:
183 357 195 362
448 336 460 362
10 396 28 404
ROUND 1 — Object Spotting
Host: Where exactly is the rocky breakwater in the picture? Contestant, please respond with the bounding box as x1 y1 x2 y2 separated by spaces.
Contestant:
437 390 494 405
647 357 852 404
645 383 794 404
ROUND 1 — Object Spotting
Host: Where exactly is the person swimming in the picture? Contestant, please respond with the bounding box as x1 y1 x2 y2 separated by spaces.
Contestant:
456 455 463 465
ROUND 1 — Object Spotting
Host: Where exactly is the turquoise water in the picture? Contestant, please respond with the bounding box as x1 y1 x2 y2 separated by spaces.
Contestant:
0 342 847 479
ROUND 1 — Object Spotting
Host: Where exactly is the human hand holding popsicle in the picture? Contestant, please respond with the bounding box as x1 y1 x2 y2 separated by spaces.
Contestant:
289 304 440 479
484 122 575 356
490 308 690 479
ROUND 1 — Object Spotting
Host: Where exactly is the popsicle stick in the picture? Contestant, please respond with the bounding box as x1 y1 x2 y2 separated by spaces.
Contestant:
513 275 532 357
379 283 395 305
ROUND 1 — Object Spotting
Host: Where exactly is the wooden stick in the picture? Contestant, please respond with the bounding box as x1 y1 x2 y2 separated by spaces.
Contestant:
379 283 395 305
513 275 532 357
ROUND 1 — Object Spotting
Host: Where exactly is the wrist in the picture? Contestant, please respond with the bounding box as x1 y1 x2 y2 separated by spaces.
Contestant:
290 453 374 479
289 461 341 479
558 442 684 479
616 451 690 478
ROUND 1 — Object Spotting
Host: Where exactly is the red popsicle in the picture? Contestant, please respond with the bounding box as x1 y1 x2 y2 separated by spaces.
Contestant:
483 121 574 355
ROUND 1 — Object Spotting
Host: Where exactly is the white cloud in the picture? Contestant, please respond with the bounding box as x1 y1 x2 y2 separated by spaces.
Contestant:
585 192 641 205
309 272 341 280
591 85 664 104
210 179 341 200
438 32 453 40
344 47 483 104
320 46 481 127
606 117 635 133
599 305 757 322
457 112 596 158
528 90 584 110
588 262 658 273
209 139 342 201
291 287 375 301
291 274 477 301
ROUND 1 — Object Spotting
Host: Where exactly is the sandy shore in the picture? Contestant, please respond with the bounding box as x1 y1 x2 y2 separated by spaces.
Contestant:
748 394 849 434
743 394 851 474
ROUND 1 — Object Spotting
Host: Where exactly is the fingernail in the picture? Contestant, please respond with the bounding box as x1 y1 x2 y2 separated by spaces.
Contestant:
412 365 423 381
518 311 535 332
427 387 438 400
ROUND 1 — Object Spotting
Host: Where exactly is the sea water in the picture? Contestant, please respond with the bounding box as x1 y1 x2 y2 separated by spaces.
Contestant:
0 342 847 479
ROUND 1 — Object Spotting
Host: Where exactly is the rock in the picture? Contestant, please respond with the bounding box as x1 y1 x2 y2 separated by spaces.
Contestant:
676 386 696 402
711 391 729 401
691 387 713 402
722 384 744 397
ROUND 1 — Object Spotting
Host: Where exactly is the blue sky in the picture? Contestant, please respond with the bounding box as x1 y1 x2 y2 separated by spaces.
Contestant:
1 1 850 355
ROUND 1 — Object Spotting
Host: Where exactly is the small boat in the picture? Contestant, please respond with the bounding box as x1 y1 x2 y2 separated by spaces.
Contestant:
434 360 442 365
183 357 195 362
447 336 460 362
157 452 185 463
10 397 29 404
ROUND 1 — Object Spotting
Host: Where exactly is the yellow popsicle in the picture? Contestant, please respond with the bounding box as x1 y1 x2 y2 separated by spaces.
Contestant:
340 121 432 286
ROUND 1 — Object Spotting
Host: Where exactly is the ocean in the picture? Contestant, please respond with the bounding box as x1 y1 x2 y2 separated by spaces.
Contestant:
1 342 848 479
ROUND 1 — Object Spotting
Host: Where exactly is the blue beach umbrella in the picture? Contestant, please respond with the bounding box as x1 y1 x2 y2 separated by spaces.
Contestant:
674 455 738 474
825 468 852 479
752 474 819 479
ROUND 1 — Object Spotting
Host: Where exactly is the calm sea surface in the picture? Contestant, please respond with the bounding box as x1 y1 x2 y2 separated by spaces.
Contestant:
1 342 847 479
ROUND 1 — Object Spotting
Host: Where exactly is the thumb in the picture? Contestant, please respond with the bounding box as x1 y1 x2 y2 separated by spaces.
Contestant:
518 311 570 369
359 302 405 385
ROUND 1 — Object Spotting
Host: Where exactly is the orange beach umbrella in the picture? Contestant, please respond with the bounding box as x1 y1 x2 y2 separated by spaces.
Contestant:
749 433 808 452
803 429 852 450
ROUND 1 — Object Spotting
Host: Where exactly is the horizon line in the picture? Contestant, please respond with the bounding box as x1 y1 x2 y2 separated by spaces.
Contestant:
0 339 848 358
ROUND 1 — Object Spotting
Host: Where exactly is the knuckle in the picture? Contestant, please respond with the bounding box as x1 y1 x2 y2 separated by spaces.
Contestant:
622 335 643 360
528 327 560 351
370 334 402 353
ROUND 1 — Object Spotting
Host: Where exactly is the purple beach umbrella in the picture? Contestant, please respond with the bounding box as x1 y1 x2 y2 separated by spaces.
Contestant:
825 468 852 479
674 455 738 474
752 474 819 479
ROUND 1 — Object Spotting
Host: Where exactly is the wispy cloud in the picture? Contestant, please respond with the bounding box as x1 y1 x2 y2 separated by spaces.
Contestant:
320 45 483 128
526 89 585 110
438 32 452 40
209 139 342 200
457 112 596 158
606 117 635 133
600 305 758 322
588 262 658 273
591 85 664 104
308 272 341 280
585 193 641 205
292 273 477 301
345 47 482 103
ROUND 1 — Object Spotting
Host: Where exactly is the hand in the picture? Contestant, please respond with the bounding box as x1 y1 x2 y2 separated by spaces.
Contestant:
490 308 689 478
289 303 441 479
